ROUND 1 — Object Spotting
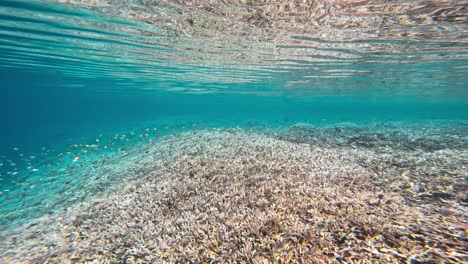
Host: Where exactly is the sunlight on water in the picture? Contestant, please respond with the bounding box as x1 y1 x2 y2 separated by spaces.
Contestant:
0 0 467 98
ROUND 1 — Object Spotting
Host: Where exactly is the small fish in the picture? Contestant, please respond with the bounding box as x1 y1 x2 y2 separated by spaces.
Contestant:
72 156 80 162
13 147 19 151
31 168 39 172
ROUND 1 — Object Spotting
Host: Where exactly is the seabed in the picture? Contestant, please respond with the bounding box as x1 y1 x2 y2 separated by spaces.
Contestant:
0 123 466 263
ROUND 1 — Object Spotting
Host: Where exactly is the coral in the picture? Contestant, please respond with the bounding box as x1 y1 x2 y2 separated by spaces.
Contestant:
0 126 466 263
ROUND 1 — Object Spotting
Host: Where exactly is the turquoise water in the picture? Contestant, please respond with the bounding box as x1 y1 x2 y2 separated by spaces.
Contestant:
0 0 467 262
1 1 466 153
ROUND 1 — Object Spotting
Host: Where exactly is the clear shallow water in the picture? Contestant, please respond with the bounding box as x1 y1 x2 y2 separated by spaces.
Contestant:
0 0 467 262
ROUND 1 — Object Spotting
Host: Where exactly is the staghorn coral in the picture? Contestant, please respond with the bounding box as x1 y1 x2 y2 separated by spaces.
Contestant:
0 127 466 263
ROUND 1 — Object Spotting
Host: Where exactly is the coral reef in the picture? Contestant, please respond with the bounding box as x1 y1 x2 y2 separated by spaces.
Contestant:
279 122 468 151
0 126 466 263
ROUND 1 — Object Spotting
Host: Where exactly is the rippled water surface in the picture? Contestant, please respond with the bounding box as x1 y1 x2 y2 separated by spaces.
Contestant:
0 0 467 263
1 0 467 95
